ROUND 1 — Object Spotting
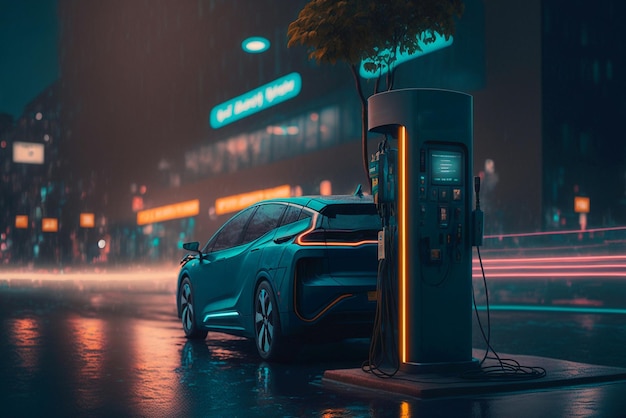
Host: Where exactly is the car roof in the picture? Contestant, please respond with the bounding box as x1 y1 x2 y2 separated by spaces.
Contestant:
259 194 374 212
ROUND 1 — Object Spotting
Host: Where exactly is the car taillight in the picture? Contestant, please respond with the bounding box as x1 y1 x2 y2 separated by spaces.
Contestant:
296 229 326 245
296 228 378 247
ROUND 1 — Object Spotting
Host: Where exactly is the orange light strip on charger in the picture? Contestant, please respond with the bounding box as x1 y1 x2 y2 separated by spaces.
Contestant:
398 125 408 364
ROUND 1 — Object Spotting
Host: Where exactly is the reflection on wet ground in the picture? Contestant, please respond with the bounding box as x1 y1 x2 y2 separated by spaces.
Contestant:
0 274 389 417
1 271 626 417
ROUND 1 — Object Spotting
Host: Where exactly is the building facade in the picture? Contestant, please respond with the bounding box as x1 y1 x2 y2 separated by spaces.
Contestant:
56 0 537 262
6 0 624 265
542 0 626 229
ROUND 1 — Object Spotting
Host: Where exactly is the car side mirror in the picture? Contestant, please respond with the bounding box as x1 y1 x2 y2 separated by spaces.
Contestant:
183 241 200 252
182 241 203 261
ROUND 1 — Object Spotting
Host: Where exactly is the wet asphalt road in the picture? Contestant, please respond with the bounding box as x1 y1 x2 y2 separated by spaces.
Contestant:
0 270 398 418
1 269 626 418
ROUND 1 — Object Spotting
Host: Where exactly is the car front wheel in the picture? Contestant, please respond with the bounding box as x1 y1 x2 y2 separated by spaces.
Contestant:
254 281 287 361
179 277 208 339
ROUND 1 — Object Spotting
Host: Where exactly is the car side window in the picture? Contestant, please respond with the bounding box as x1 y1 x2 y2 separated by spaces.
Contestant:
242 203 286 244
279 205 303 227
298 210 312 221
210 207 256 252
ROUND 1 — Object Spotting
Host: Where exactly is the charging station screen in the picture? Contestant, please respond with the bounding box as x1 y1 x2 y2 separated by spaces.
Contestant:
431 151 462 185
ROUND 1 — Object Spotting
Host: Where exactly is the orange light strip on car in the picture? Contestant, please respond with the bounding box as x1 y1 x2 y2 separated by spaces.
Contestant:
294 292 354 322
293 270 354 322
295 213 378 247
398 125 408 364
298 239 379 247
294 213 319 245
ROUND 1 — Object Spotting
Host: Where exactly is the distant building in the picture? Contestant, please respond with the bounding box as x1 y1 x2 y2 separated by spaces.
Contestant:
542 0 626 229
0 83 71 265
26 0 621 262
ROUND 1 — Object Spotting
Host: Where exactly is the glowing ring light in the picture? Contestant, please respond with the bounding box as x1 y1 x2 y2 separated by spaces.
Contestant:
242 37 270 53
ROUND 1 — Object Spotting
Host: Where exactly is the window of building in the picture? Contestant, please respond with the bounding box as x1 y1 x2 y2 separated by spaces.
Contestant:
185 102 357 181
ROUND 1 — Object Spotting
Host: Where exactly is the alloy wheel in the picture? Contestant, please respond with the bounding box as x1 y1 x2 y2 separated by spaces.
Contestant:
255 287 274 356
179 278 207 339
180 281 194 335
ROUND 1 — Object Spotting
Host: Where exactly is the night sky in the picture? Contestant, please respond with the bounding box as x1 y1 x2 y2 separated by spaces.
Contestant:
0 0 59 118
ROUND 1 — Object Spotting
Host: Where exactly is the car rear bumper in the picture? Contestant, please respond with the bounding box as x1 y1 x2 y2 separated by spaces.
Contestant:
277 244 379 337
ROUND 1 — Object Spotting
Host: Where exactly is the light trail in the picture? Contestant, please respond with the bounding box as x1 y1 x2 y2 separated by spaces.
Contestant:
474 264 626 271
472 253 626 280
475 305 626 315
475 272 626 279
0 268 178 282
476 254 626 263
484 225 626 239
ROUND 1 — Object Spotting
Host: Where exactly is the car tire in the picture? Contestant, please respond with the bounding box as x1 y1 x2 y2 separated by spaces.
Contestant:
254 281 287 361
179 277 208 339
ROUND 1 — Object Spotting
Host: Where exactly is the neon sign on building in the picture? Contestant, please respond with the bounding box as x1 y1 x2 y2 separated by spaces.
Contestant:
214 184 292 215
210 72 302 128
137 199 200 226
359 33 453 79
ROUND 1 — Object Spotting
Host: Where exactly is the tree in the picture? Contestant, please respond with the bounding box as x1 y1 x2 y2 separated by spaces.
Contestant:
288 0 464 189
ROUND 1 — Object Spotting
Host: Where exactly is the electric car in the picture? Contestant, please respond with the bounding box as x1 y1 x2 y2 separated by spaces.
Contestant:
176 194 380 361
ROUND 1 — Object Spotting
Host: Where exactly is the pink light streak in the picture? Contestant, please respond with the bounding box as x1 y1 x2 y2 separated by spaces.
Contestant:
473 254 626 280
485 225 626 240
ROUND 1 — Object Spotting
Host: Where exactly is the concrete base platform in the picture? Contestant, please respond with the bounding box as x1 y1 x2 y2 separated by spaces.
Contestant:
323 349 626 399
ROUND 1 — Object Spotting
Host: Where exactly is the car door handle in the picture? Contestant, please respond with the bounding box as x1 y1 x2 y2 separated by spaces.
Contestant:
274 234 295 244
250 248 260 252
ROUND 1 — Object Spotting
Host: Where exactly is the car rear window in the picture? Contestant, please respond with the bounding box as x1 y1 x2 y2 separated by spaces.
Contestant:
320 204 381 230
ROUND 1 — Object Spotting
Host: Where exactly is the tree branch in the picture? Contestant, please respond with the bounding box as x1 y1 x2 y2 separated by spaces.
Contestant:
349 63 371 193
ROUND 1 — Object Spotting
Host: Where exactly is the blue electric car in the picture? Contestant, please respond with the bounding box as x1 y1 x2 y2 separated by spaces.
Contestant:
176 194 380 361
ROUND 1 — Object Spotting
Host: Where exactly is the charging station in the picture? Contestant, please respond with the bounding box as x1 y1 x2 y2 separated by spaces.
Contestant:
368 88 479 373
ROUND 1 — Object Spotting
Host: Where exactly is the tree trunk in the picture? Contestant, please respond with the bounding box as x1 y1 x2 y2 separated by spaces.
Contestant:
349 64 371 194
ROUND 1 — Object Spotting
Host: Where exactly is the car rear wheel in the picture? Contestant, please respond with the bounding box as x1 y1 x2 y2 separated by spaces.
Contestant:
179 277 208 339
254 281 286 361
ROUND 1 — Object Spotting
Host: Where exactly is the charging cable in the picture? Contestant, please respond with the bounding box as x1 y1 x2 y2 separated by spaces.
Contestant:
466 176 546 381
